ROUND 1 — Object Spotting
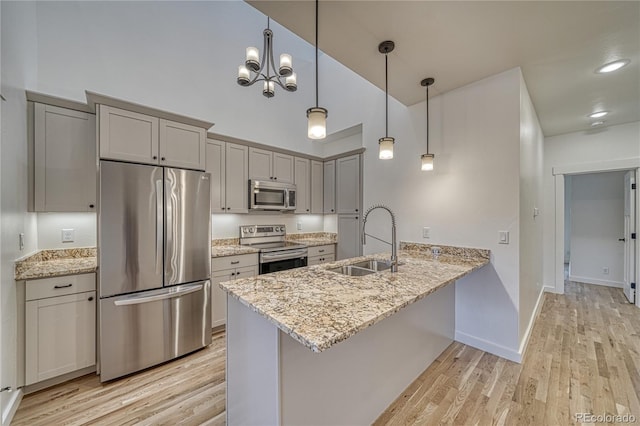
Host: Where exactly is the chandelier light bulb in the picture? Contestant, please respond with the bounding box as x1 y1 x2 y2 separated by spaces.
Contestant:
263 81 275 98
279 54 293 76
245 47 260 72
237 66 250 86
285 72 297 91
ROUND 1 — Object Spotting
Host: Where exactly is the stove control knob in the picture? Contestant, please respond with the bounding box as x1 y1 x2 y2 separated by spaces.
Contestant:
249 227 255 233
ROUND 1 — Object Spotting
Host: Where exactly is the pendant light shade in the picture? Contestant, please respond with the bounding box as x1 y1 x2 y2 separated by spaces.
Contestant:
307 107 328 139
378 41 395 160
307 0 328 140
420 77 435 171
379 137 395 160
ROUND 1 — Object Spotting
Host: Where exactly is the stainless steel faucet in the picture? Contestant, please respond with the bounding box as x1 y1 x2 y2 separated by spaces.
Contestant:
361 204 398 272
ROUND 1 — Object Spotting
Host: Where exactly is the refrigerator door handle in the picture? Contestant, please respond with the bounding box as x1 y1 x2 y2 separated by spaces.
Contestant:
113 283 204 306
155 179 163 274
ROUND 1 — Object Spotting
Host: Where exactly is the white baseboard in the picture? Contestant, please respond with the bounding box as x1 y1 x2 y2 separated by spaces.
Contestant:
569 275 623 288
2 388 23 426
543 284 559 294
454 331 521 363
518 287 546 359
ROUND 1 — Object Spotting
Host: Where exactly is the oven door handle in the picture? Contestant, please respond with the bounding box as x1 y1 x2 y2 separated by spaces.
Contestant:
261 249 308 261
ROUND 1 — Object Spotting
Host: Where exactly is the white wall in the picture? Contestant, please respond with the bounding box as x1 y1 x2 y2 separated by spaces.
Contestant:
0 1 39 420
518 74 544 345
36 213 96 249
543 121 640 288
569 172 625 287
212 214 324 239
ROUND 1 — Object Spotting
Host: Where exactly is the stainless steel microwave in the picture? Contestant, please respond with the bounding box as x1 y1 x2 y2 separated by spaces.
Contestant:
249 180 297 211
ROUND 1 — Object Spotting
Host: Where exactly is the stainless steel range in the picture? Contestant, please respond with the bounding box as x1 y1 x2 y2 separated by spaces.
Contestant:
240 225 308 274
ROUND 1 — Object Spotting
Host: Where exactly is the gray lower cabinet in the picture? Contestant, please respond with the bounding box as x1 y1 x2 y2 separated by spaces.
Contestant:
337 215 362 260
32 103 96 212
211 254 258 327
25 273 96 386
307 244 336 265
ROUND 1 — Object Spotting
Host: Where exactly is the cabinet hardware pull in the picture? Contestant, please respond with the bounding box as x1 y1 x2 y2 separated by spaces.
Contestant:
231 261 240 265
221 207 225 210
318 250 325 253
53 284 73 289
89 204 95 208
88 296 94 301
306 209 309 212
274 177 277 180
152 156 158 160
231 272 236 276
161 157 166 161
619 238 626 242
331 209 334 212
355 209 358 212
227 207 231 210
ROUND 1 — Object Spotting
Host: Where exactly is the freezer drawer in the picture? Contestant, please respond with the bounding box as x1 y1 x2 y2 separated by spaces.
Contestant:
99 281 211 382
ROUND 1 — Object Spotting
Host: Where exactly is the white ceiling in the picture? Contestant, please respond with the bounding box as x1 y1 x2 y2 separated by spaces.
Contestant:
248 1 640 137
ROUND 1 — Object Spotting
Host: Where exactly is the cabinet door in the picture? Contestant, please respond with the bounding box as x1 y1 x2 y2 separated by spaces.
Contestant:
323 160 336 214
248 147 273 181
273 153 294 183
99 105 159 164
211 270 234 328
294 157 310 214
226 143 249 213
25 291 96 385
310 160 324 214
337 215 362 260
159 119 206 170
336 154 361 214
34 104 96 212
206 140 226 214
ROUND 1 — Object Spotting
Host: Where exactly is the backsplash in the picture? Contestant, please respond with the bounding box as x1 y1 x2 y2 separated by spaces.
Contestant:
211 214 325 239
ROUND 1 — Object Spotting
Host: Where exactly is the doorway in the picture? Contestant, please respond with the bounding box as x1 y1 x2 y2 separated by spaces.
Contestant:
564 171 630 296
553 160 640 308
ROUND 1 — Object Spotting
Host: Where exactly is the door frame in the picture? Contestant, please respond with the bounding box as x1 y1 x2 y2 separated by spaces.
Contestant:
552 158 640 306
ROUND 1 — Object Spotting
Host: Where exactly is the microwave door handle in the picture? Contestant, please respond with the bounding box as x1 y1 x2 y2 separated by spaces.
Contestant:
284 188 290 209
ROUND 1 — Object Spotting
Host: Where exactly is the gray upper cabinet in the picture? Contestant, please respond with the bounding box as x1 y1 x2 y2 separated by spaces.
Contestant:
99 105 206 170
323 160 336 214
159 119 206 170
310 160 324 214
205 139 226 213
336 154 361 214
225 142 249 213
32 103 96 212
249 147 294 183
294 157 310 214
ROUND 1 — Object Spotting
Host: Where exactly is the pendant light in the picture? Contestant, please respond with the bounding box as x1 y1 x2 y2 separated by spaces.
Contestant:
306 0 328 139
237 17 297 97
378 41 395 159
420 78 435 171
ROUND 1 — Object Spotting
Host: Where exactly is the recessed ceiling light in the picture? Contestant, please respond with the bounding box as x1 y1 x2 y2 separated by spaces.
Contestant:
590 121 605 127
596 59 630 74
588 111 608 118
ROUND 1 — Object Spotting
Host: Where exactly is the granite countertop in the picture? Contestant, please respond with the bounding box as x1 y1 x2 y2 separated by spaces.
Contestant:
15 248 97 281
211 232 336 258
219 242 490 353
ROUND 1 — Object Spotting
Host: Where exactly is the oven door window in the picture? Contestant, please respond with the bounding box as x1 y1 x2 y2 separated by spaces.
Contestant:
260 257 307 275
254 189 285 207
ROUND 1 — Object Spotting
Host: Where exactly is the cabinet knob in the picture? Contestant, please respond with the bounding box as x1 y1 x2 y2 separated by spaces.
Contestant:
274 177 277 180
221 207 225 210
89 204 95 209
152 156 157 160
88 296 94 301
231 272 236 276
161 157 166 161
355 209 358 212
227 207 231 210
306 209 309 212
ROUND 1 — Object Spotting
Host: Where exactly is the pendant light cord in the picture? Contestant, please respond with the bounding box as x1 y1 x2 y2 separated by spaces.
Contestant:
315 0 319 108
385 52 389 137
426 84 429 153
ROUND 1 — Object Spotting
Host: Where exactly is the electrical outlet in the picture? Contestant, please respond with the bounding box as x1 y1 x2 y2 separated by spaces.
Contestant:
61 228 75 243
422 227 430 239
19 233 25 251
602 267 609 275
297 222 302 231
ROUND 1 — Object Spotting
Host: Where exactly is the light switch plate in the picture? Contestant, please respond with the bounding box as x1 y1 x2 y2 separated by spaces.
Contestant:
423 227 431 239
297 222 302 231
603 267 609 275
498 231 509 244
61 228 75 243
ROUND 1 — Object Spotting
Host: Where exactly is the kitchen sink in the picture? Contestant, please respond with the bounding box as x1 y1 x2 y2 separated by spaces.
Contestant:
350 259 393 272
326 265 376 277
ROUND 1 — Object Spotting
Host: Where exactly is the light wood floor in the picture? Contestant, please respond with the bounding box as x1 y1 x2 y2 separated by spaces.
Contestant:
13 281 640 425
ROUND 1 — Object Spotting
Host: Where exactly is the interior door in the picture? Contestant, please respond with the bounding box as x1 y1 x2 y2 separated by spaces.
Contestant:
623 171 636 303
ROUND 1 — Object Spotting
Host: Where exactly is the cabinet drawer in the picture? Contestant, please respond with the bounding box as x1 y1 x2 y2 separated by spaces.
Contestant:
309 254 335 266
26 273 96 301
212 253 258 272
308 244 335 258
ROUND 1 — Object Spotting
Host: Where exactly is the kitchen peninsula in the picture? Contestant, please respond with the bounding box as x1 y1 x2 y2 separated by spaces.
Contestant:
220 242 490 425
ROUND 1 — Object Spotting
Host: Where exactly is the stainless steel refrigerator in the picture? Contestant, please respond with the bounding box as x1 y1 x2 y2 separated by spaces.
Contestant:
98 160 211 382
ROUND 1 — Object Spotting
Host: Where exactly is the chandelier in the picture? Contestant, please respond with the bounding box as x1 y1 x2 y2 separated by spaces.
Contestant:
237 17 297 98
